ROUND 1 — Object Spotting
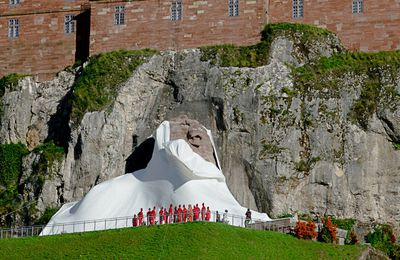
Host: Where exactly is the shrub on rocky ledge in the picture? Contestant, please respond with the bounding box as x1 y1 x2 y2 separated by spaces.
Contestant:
294 221 318 240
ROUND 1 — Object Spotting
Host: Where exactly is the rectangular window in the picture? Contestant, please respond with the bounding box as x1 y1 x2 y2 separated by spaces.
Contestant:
115 6 125 25
64 15 75 34
171 0 182 21
8 19 19 38
352 0 363 14
228 0 239 17
9 0 20 5
293 0 304 18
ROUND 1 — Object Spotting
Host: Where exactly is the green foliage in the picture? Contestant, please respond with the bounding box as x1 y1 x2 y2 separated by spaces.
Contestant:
330 217 356 244
0 143 29 226
0 73 29 98
294 157 320 173
33 141 65 169
365 224 398 259
276 212 294 218
261 23 331 43
393 143 400 150
260 142 283 158
200 42 270 67
70 49 158 123
281 86 296 97
293 51 400 128
330 218 356 233
200 23 336 68
0 143 29 187
24 142 66 198
34 207 60 225
0 222 365 259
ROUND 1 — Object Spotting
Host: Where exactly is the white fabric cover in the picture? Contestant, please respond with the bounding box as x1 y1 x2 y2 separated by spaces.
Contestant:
41 121 270 235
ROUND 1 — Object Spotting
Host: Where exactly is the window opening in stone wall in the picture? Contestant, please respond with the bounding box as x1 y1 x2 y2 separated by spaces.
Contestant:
65 15 75 34
228 0 239 17
9 0 20 5
293 0 303 18
352 0 363 14
171 0 182 21
8 19 19 38
115 6 125 25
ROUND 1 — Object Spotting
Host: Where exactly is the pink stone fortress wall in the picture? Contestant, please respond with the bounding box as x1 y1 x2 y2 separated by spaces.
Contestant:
0 0 86 80
1 0 400 80
268 0 400 52
89 0 266 55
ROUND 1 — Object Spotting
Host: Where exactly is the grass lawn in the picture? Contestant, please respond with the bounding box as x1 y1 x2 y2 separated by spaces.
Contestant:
0 222 364 259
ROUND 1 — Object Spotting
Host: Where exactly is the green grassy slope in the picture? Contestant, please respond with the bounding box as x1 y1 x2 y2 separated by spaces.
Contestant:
0 222 364 259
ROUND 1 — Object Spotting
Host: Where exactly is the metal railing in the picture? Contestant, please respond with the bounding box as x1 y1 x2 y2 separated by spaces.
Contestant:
0 211 294 239
0 225 44 239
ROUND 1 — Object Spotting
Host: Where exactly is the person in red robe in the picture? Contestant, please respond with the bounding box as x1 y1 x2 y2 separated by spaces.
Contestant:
174 206 178 223
182 205 187 222
138 208 144 226
187 204 193 222
146 208 151 225
169 204 173 224
177 205 183 223
132 214 138 227
193 204 200 221
159 207 164 225
151 206 156 225
201 203 206 221
205 207 211 221
163 208 167 224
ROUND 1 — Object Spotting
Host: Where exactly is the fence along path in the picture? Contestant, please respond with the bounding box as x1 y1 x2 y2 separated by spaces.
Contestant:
0 210 294 239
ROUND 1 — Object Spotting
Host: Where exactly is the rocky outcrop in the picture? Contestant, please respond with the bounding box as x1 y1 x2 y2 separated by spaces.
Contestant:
1 28 399 233
0 71 75 150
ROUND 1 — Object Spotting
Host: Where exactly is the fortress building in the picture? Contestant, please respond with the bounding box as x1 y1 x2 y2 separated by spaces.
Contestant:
1 0 399 80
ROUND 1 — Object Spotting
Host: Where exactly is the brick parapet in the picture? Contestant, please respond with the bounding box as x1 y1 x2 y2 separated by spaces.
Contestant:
268 0 400 51
0 0 86 16
89 0 266 55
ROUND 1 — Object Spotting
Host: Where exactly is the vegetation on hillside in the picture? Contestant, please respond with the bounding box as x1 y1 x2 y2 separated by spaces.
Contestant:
0 141 65 227
0 143 29 226
0 73 29 98
200 23 333 67
365 224 400 259
70 49 158 124
292 51 400 129
0 222 365 259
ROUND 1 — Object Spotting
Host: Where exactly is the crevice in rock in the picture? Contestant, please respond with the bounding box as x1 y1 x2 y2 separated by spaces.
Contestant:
165 78 183 103
57 181 65 204
211 97 227 131
74 134 83 160
244 160 272 213
46 88 73 152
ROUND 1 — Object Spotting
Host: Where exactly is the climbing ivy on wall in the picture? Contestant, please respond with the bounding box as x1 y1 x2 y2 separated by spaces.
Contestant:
0 143 29 187
0 143 29 226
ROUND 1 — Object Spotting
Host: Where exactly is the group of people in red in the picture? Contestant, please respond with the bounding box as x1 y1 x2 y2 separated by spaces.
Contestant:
132 203 211 226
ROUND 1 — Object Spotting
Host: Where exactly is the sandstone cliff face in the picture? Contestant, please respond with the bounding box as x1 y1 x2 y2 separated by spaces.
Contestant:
1 31 399 230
